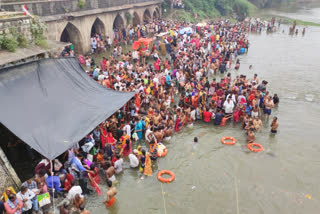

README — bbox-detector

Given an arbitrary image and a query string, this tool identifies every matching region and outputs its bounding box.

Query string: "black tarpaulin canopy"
[0,58,135,160]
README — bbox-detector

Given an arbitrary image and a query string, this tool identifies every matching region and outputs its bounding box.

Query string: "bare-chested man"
[153,111,162,126]
[247,128,256,143]
[154,127,164,143]
[253,116,263,131]
[79,204,90,214]
[104,180,117,208]
[251,104,260,118]
[59,202,69,214]
[264,96,274,120]
[104,162,116,183]
[270,116,279,134]
[72,194,85,213]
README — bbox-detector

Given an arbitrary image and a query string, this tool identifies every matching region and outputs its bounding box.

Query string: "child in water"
[193,137,198,144]
[192,137,198,152]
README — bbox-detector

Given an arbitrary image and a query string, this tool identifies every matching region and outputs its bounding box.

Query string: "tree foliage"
[163,0,256,20]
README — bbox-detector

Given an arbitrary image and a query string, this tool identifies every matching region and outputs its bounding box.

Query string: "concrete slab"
[0,40,70,66]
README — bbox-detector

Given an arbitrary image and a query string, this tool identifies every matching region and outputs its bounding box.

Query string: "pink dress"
[122,142,132,157]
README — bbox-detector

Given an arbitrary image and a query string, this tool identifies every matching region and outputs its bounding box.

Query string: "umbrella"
[179,27,193,35]
[196,23,206,27]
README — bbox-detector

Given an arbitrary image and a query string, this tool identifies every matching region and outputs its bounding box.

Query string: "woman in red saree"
[64,173,75,192]
[100,124,108,149]
[106,132,116,147]
[154,59,160,72]
[88,164,102,195]
[175,116,182,132]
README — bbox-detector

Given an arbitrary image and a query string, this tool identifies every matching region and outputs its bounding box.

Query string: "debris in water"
[192,186,196,190]
[305,194,312,199]
[198,132,206,137]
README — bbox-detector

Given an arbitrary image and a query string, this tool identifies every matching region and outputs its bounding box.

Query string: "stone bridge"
[2,0,162,53]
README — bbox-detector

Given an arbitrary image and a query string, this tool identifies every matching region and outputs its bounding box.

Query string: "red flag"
[22,5,33,18]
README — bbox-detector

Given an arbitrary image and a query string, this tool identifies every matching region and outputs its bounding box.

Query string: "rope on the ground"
[233,163,240,214]
[157,158,167,214]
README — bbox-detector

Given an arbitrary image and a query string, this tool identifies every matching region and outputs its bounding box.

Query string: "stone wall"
[0,14,32,42]
[0,147,21,194]
[2,0,160,17]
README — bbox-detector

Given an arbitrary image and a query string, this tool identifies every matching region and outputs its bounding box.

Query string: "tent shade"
[0,58,135,160]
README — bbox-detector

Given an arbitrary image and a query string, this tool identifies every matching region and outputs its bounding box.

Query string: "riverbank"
[255,13,320,27]
[162,6,320,27]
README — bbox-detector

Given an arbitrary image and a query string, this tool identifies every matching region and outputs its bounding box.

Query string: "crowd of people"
[1,17,280,214]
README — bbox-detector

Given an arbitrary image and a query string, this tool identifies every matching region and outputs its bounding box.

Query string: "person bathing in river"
[264,96,274,120]
[247,128,256,143]
[253,116,263,132]
[104,180,117,208]
[270,116,279,134]
[273,94,279,106]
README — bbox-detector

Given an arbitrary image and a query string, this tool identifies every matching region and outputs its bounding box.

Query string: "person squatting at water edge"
[2,18,280,214]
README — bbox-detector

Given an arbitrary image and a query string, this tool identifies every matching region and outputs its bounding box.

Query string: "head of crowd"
[1,18,280,214]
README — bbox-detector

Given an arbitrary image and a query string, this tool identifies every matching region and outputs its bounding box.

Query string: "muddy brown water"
[85,10,320,214]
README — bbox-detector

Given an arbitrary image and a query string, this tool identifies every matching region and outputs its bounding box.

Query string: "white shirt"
[123,124,131,137]
[127,64,133,72]
[85,60,90,68]
[114,158,123,174]
[226,94,237,104]
[223,100,235,114]
[67,186,83,200]
[190,109,196,121]
[98,74,105,81]
[196,71,202,80]
[128,154,139,168]
[16,189,35,211]
[153,77,159,87]
[132,51,139,59]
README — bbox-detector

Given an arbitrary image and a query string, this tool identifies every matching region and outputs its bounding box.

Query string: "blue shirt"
[46,176,62,192]
[245,105,252,115]
[91,41,97,49]
[166,74,171,85]
[214,113,223,125]
[93,69,99,78]
[69,157,86,172]
[135,121,143,139]
[22,180,37,190]
[93,129,100,140]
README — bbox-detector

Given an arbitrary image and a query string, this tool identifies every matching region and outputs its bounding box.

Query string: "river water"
[87,9,320,214]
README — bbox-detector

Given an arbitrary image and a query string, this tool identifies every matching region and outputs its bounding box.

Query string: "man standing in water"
[104,180,117,208]
[270,117,279,133]
[264,96,274,120]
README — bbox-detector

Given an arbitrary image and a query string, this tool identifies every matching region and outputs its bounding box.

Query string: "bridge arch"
[143,9,151,24]
[60,22,84,53]
[91,18,105,38]
[153,8,160,20]
[113,14,124,30]
[132,12,140,26]
[156,7,160,18]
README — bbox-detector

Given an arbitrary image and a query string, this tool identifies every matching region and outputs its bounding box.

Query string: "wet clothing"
[214,113,223,125]
[106,197,115,207]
